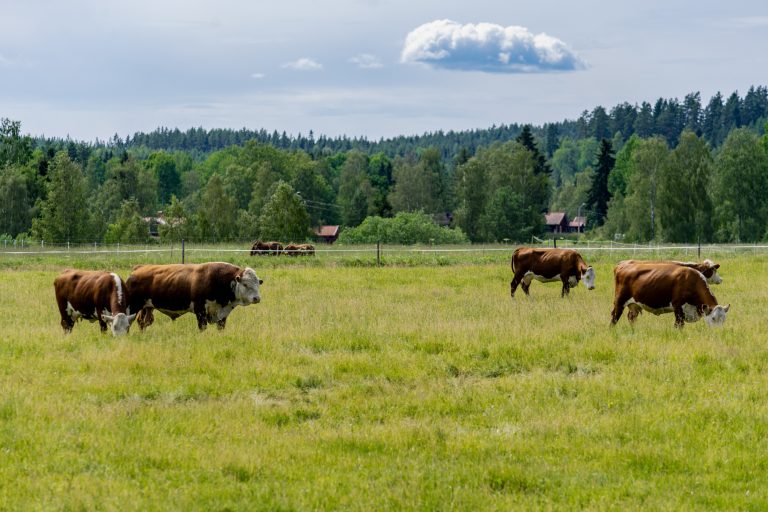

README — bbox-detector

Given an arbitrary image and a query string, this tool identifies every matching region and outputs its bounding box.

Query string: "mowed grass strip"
[0,258,767,510]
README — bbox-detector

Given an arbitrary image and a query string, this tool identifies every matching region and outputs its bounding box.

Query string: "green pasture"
[0,252,766,510]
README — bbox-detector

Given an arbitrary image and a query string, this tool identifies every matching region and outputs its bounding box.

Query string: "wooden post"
[182,238,186,264]
[376,240,381,267]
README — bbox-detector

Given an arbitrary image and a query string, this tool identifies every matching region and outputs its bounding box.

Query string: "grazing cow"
[610,261,730,328]
[54,270,136,336]
[250,240,283,256]
[622,259,722,285]
[282,243,298,256]
[510,247,595,298]
[296,243,315,256]
[126,262,263,331]
[283,243,314,256]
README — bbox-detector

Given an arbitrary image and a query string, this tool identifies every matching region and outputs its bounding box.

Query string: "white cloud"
[251,72,266,79]
[400,19,585,73]
[349,53,383,69]
[282,58,323,71]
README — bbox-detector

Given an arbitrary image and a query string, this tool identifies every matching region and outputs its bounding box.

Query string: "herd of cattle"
[250,240,315,256]
[511,247,729,328]
[54,262,263,336]
[52,247,730,337]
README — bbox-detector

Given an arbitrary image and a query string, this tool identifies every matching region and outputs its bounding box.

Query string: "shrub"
[338,211,469,245]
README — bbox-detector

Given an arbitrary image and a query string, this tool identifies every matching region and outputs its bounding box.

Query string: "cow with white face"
[127,262,263,331]
[54,270,137,336]
[511,247,596,298]
[611,261,730,328]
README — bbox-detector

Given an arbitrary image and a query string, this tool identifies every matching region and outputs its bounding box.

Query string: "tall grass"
[0,256,766,509]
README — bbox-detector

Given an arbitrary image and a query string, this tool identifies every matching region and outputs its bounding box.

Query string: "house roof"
[569,216,586,227]
[314,225,340,237]
[545,212,567,225]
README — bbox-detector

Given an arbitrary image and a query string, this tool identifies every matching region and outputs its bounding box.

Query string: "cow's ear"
[714,264,720,270]
[258,279,263,285]
[723,304,730,312]
[235,273,242,282]
[702,304,711,315]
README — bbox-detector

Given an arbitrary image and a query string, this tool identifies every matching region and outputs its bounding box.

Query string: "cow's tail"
[511,247,522,272]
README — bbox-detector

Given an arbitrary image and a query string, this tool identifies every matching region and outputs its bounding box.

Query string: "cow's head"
[702,303,730,327]
[102,311,137,336]
[703,260,722,285]
[233,267,263,305]
[582,266,596,290]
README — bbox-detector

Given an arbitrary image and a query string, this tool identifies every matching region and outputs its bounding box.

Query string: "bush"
[338,211,469,245]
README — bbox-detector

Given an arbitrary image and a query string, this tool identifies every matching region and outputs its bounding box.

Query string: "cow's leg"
[57,299,74,333]
[510,273,522,297]
[673,305,685,328]
[98,316,108,333]
[137,307,155,331]
[611,293,630,325]
[216,316,228,330]
[60,315,74,333]
[560,274,571,298]
[195,307,208,331]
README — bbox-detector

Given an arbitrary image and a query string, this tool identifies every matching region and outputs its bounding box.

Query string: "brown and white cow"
[250,240,283,256]
[54,270,136,336]
[283,243,315,256]
[610,261,730,328]
[622,259,722,285]
[510,247,595,298]
[126,262,263,331]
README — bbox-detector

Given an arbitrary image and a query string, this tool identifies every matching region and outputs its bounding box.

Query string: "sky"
[1,0,767,142]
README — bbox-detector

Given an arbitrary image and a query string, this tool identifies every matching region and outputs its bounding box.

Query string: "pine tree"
[585,139,615,226]
[516,125,551,175]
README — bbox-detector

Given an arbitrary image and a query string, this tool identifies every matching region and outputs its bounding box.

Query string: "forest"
[1,86,767,245]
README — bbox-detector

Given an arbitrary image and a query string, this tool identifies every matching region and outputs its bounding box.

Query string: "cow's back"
[127,263,239,311]
[615,263,714,309]
[513,248,580,276]
[55,269,123,314]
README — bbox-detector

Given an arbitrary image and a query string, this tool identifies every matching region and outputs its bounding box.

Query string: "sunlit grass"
[0,256,766,509]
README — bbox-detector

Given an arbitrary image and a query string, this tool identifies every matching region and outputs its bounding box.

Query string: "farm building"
[314,225,340,244]
[545,212,587,233]
[545,212,569,233]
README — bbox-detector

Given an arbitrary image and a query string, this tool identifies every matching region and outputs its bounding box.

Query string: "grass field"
[1,252,767,510]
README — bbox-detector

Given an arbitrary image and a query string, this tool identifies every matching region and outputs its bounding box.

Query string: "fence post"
[376,240,380,267]
[697,237,701,259]
[182,238,186,264]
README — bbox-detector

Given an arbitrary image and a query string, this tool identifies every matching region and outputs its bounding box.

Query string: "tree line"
[1,85,767,245]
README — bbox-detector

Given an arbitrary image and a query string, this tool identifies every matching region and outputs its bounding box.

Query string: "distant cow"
[610,261,730,328]
[54,270,136,336]
[283,243,315,256]
[510,247,595,298]
[127,262,263,331]
[622,259,722,285]
[250,240,283,256]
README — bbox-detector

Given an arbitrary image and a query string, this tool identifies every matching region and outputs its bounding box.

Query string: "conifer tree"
[585,139,615,226]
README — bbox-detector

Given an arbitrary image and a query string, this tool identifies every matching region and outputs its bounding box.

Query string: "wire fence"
[2,238,768,267]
